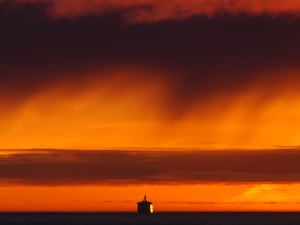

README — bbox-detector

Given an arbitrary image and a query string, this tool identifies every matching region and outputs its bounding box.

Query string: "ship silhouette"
[137,195,153,214]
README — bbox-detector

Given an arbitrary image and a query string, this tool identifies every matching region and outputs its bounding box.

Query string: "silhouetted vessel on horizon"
[137,195,153,214]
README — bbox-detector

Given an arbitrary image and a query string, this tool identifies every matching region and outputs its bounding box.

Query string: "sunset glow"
[1,184,300,212]
[1,68,300,150]
[1,0,300,212]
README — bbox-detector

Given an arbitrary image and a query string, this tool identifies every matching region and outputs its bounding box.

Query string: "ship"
[137,195,154,214]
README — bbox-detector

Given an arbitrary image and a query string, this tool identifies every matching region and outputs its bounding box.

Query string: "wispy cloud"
[1,149,300,185]
[2,0,300,22]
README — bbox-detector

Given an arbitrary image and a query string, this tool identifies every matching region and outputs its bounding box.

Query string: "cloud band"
[1,150,300,185]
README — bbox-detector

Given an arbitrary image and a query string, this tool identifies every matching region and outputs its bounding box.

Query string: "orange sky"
[2,68,300,211]
[2,1,300,212]
[2,67,300,212]
[1,67,300,150]
[1,183,300,212]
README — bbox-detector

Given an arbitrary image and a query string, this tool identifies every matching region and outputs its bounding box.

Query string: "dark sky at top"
[1,1,300,114]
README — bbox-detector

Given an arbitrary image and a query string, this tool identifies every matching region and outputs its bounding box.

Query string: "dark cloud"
[1,149,300,185]
[1,2,300,115]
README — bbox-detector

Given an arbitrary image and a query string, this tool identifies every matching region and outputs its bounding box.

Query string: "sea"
[0,213,300,225]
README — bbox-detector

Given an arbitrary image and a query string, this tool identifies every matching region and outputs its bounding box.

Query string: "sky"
[1,0,300,212]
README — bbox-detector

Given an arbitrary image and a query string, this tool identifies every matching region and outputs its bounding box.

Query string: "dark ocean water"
[1,213,300,225]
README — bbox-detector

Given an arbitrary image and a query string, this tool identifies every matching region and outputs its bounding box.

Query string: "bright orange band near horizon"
[1,184,300,212]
